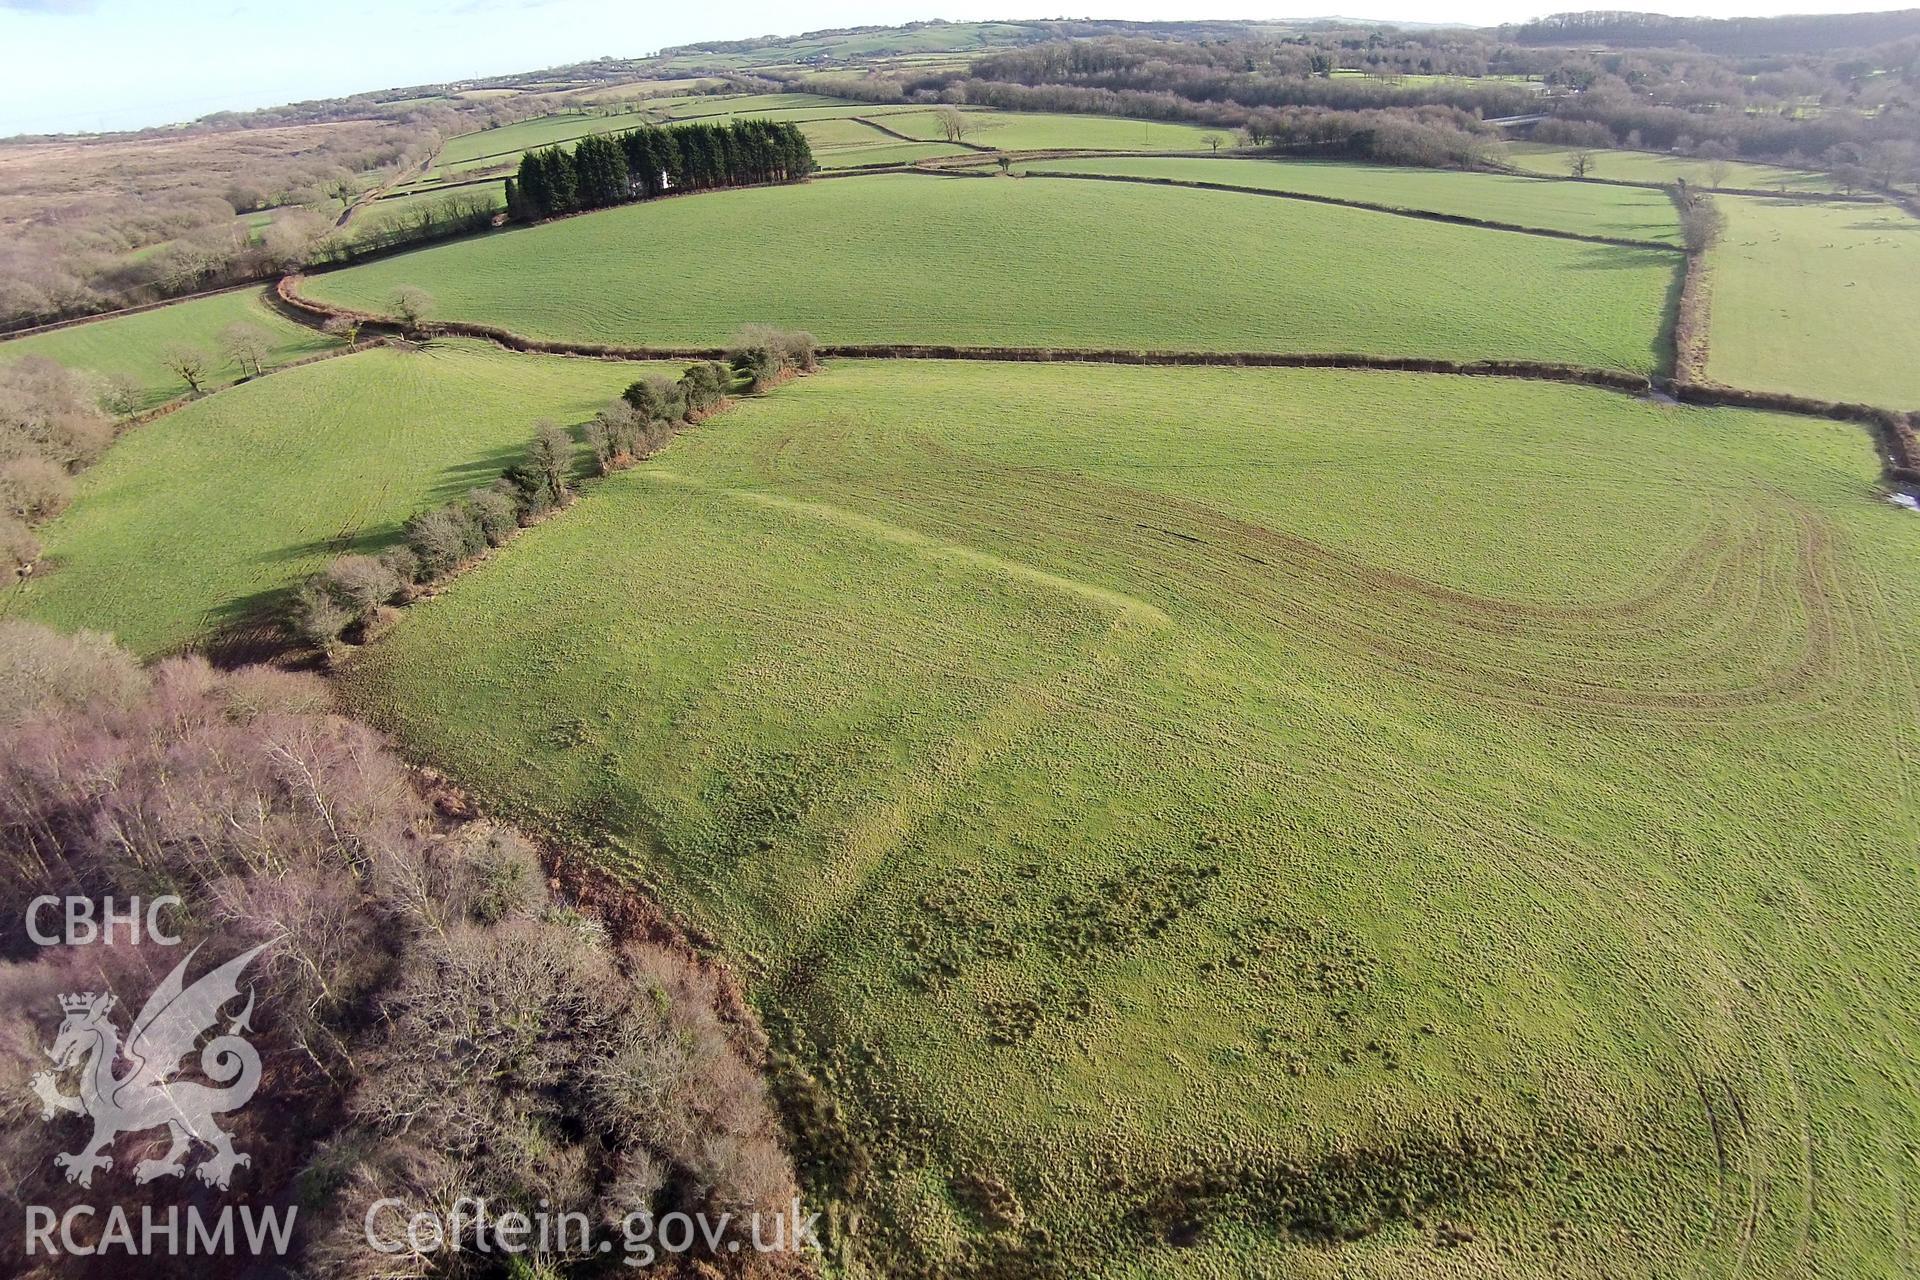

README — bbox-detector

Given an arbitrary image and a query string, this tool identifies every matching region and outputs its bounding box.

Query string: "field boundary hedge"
[0,280,271,343]
[275,274,1920,488]
[1485,159,1885,203]
[121,337,394,427]
[1016,168,1682,251]
[854,114,995,152]
[1669,381,1919,483]
[278,273,1661,384]
[1670,192,1715,384]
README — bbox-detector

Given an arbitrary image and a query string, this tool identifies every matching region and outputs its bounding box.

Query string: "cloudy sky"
[1,0,1910,135]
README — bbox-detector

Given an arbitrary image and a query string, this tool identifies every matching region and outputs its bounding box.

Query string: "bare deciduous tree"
[936,105,976,144]
[160,343,214,394]
[524,420,574,509]
[388,286,434,329]
[1699,139,1736,190]
[324,174,361,212]
[97,371,144,418]
[220,321,273,378]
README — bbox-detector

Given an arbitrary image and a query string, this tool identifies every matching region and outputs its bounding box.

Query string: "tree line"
[506,119,814,222]
[1514,10,1920,56]
[785,27,1917,181]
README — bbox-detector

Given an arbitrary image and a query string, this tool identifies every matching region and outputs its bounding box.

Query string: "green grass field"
[654,92,857,121]
[338,358,1920,1278]
[410,96,1237,188]
[1503,142,1844,193]
[561,76,719,107]
[1012,155,1684,243]
[796,116,908,149]
[4,340,661,657]
[882,107,1224,151]
[1707,196,1920,408]
[434,111,648,169]
[814,140,973,169]
[14,88,1915,1280]
[412,96,904,186]
[1,288,340,411]
[421,109,664,185]
[797,117,974,169]
[301,174,1678,371]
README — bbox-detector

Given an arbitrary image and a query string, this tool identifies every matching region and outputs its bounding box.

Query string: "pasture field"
[1,287,339,410]
[1707,195,1920,408]
[1010,155,1684,242]
[813,140,973,169]
[426,109,656,181]
[795,115,973,168]
[340,359,1920,1279]
[5,340,659,657]
[882,107,1224,151]
[435,111,643,166]
[795,116,908,149]
[302,174,1678,371]
[411,95,895,185]
[653,92,857,120]
[560,76,720,106]
[1502,141,1843,192]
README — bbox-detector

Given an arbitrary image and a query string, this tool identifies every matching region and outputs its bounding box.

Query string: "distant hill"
[656,17,1464,67]
[1514,9,1920,54]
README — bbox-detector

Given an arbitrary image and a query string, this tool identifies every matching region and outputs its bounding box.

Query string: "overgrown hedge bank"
[1669,189,1718,384]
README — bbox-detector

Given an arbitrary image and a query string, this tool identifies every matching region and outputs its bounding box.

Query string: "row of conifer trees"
[505,119,814,221]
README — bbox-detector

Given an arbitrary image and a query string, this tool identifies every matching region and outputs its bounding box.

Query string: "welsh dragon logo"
[30,942,270,1191]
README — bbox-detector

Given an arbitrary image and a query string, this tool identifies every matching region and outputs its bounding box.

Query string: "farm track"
[338,146,440,229]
